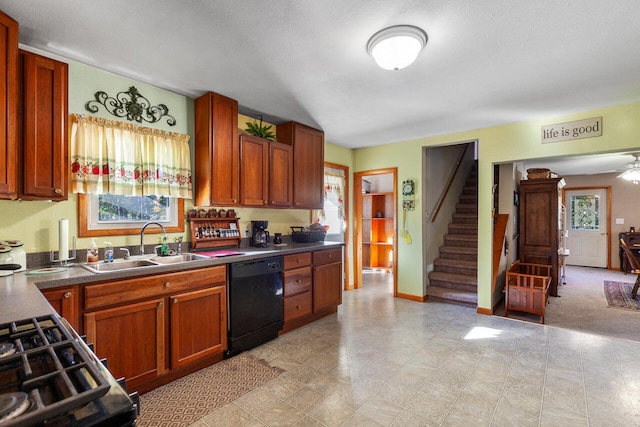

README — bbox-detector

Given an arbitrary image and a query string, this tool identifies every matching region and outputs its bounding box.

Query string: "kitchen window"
[78,194,184,237]
[71,114,190,236]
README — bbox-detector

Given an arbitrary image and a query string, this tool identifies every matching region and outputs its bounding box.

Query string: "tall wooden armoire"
[518,178,563,297]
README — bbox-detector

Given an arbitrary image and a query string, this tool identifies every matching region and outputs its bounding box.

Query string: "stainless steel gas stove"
[0,315,138,426]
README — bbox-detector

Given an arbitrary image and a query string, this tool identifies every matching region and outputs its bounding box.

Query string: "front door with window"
[565,188,608,268]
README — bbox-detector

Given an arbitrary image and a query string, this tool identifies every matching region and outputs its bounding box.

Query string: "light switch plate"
[616,218,625,224]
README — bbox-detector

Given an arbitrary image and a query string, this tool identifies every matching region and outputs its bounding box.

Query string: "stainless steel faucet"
[140,222,167,256]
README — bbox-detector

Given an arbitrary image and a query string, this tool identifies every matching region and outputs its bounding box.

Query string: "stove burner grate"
[0,315,111,427]
[0,392,30,423]
[0,344,15,360]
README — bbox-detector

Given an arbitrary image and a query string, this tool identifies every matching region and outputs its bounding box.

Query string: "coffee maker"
[250,220,270,247]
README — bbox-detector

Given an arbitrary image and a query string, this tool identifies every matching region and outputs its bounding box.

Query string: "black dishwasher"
[226,255,283,357]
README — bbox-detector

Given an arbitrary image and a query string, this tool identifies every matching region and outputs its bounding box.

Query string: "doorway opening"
[315,162,350,290]
[354,168,397,295]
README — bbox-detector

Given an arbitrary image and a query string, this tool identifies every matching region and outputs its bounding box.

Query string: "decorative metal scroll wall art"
[85,86,176,126]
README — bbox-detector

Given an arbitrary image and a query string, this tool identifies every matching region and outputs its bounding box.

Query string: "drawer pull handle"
[54,188,63,195]
[296,279,301,283]
[328,254,333,258]
[158,301,163,308]
[297,258,301,263]
[173,298,178,304]
[164,282,170,288]
[296,305,301,309]
[63,292,72,299]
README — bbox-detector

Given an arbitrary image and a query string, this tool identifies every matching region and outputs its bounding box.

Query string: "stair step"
[429,270,477,286]
[452,213,478,224]
[456,203,477,214]
[462,187,477,195]
[426,286,477,308]
[439,245,477,261]
[443,234,477,248]
[434,258,477,275]
[448,223,478,234]
[459,194,478,203]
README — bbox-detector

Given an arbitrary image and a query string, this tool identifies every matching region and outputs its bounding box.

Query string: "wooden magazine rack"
[505,262,551,323]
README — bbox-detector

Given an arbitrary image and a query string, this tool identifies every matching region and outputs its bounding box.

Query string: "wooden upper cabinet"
[276,121,324,209]
[19,50,68,201]
[269,141,293,207]
[239,134,293,208]
[194,92,239,206]
[240,134,269,206]
[0,11,18,199]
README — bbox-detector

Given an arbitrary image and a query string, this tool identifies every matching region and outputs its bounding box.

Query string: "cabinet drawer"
[85,265,226,310]
[284,292,312,323]
[284,252,311,270]
[283,266,311,297]
[313,248,342,266]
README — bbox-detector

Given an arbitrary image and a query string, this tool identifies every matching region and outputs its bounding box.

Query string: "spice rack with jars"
[189,217,241,250]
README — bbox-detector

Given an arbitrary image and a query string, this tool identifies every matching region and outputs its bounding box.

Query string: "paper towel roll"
[59,219,69,260]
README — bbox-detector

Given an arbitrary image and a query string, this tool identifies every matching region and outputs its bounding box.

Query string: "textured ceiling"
[2,0,640,158]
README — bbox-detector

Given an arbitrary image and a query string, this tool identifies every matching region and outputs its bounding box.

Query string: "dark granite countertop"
[0,241,344,324]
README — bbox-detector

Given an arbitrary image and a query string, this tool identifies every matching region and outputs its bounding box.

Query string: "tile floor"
[191,271,640,426]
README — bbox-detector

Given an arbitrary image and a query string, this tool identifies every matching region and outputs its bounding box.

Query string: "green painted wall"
[0,54,313,255]
[0,57,194,253]
[352,102,640,310]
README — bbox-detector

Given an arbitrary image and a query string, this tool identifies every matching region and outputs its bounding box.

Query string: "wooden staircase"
[427,166,478,307]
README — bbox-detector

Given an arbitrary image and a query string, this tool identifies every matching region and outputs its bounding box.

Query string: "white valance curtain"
[70,114,192,198]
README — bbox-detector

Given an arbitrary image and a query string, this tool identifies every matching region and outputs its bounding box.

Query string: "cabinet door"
[40,286,79,331]
[0,12,18,199]
[239,134,268,206]
[169,286,227,369]
[20,51,68,201]
[313,262,342,312]
[269,141,293,207]
[85,298,166,389]
[277,122,324,209]
[194,92,239,206]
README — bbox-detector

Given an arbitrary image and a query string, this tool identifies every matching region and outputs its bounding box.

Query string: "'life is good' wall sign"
[541,117,602,143]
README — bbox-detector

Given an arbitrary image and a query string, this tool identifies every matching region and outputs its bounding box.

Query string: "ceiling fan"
[617,153,640,184]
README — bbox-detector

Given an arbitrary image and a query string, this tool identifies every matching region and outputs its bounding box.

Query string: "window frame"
[78,193,185,237]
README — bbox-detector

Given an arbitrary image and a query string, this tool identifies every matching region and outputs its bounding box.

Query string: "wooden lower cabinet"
[84,298,166,388]
[313,262,342,312]
[281,247,343,333]
[40,285,79,330]
[170,286,226,369]
[83,265,227,393]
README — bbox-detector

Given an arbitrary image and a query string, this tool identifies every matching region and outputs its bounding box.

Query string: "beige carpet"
[137,353,283,426]
[497,265,640,342]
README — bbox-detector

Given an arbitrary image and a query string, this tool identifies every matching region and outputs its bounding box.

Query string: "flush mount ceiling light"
[367,25,428,71]
[617,154,640,184]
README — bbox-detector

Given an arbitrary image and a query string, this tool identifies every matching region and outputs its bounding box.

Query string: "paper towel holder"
[50,236,77,267]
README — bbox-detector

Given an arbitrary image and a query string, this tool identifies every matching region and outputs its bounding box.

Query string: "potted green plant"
[244,117,277,141]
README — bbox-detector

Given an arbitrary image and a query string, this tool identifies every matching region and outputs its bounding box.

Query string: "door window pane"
[570,195,599,230]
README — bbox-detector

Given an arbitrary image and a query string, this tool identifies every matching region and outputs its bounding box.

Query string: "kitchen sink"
[81,253,211,274]
[81,259,159,274]
[150,253,210,264]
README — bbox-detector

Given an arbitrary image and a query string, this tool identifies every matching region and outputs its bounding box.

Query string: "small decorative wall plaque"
[85,86,176,126]
[541,117,601,143]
